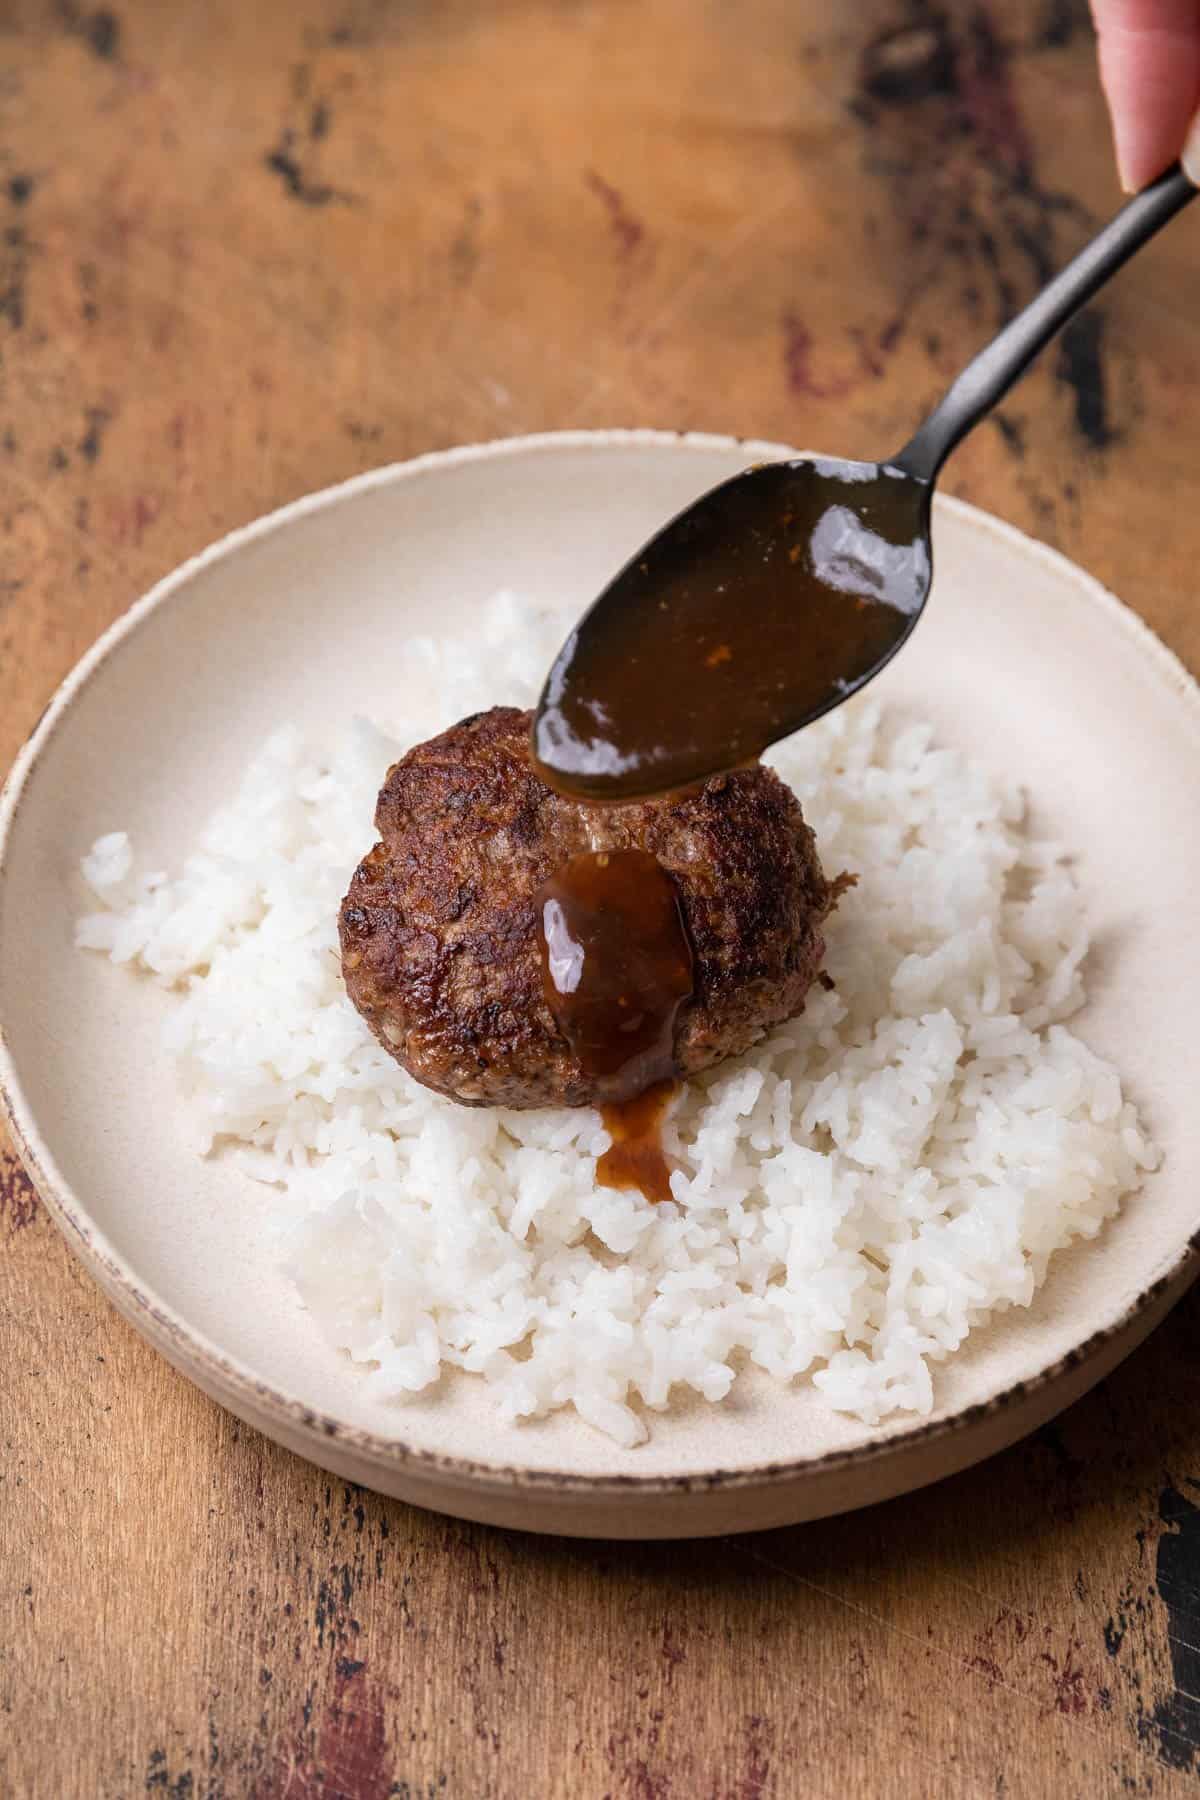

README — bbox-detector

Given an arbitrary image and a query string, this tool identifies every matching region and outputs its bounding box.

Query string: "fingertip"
[1183,112,1200,188]
[1094,20,1200,192]
[1112,123,1184,195]
[1113,128,1145,195]
[1100,86,1149,192]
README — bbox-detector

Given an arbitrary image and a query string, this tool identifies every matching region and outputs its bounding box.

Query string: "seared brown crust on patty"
[339,706,835,1109]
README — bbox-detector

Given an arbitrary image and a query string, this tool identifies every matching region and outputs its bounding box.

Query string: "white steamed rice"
[75,591,1158,1446]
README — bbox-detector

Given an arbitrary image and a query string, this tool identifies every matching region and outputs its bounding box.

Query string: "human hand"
[1091,0,1200,190]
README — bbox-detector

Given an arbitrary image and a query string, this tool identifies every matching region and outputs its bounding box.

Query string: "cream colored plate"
[2,431,1198,1538]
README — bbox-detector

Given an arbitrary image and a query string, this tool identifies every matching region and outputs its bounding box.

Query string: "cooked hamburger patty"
[339,706,836,1108]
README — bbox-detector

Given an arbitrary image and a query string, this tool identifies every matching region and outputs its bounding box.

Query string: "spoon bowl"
[534,456,932,799]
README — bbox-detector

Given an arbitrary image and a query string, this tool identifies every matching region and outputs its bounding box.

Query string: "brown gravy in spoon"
[532,457,930,802]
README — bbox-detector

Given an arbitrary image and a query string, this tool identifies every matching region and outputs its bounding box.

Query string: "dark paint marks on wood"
[1104,1606,1128,1658]
[1038,1631,1093,1717]
[1,186,32,330]
[78,259,100,324]
[584,169,646,260]
[739,1713,774,1799]
[990,410,1026,457]
[80,404,111,463]
[323,2,427,51]
[1,1147,40,1232]
[1057,309,1113,449]
[1140,1485,1200,1769]
[852,0,1112,455]
[259,1661,402,1800]
[1006,213,1057,291]
[780,312,902,403]
[958,4,1033,178]
[848,322,884,379]
[100,492,159,547]
[860,17,957,107]
[132,494,159,542]
[1034,0,1089,52]
[307,1691,386,1788]
[449,195,482,286]
[1033,1418,1086,1480]
[142,1745,193,1796]
[84,9,120,60]
[264,139,352,208]
[58,3,122,62]
[660,1618,686,1687]
[781,311,850,400]
[264,81,355,209]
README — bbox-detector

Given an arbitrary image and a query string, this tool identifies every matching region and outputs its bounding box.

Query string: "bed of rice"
[75,591,1158,1446]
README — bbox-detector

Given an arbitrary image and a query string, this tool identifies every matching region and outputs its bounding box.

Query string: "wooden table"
[3,2,1200,1793]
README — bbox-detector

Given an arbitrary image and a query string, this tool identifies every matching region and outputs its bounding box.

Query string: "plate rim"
[3,425,1199,1499]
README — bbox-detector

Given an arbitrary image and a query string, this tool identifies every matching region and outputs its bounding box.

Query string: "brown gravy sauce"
[596,1079,679,1207]
[535,848,693,1203]
[532,457,930,802]
[532,459,927,1197]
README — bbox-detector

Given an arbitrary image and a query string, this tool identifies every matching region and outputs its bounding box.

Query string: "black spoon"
[533,162,1196,803]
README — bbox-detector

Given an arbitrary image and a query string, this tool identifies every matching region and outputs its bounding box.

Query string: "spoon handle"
[894,162,1197,484]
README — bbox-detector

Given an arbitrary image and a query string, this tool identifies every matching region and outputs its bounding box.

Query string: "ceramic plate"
[2,431,1198,1539]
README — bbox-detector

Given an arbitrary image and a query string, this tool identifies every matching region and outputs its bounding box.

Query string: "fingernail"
[1112,126,1140,195]
[1183,112,1200,188]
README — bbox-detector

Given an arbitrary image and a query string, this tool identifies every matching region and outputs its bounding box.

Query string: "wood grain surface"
[3,1,1200,1794]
